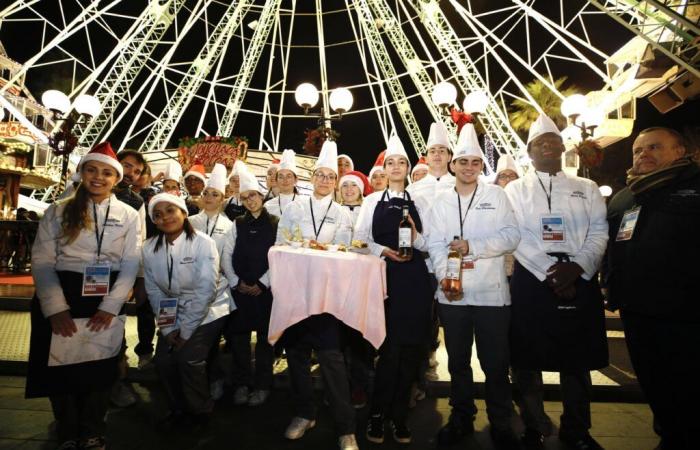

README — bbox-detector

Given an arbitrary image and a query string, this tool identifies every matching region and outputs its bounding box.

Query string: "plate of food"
[348,239,371,254]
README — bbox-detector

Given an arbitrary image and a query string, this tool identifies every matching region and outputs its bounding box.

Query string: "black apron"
[227,210,276,334]
[372,190,433,346]
[509,260,608,372]
[223,197,247,222]
[26,270,122,398]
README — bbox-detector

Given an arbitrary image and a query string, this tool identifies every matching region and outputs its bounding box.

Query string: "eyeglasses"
[240,193,260,202]
[497,173,518,181]
[314,173,337,181]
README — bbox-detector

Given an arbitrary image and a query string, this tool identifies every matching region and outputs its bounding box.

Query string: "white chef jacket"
[188,211,233,256]
[504,170,608,282]
[32,195,142,317]
[264,192,305,219]
[428,181,520,306]
[221,216,271,290]
[342,204,362,230]
[276,193,353,245]
[353,189,430,257]
[406,172,456,200]
[143,230,232,340]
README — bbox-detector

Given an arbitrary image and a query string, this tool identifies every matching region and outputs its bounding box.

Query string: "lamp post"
[41,90,100,193]
[561,94,605,179]
[295,83,353,140]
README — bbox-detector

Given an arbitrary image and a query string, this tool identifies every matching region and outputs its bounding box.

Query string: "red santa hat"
[340,170,373,197]
[411,156,429,175]
[368,150,386,179]
[183,160,207,184]
[268,158,281,170]
[77,142,123,182]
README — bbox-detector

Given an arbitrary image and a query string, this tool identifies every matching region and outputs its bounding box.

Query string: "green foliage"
[508,77,579,132]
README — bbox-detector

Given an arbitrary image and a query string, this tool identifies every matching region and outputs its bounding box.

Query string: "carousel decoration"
[177,135,249,172]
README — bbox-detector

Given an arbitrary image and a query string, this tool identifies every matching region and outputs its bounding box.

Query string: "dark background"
[1,0,697,188]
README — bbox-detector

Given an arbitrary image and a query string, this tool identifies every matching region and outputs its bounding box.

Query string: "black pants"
[344,329,374,393]
[134,300,155,356]
[50,389,110,442]
[231,331,274,390]
[154,317,226,414]
[622,311,699,450]
[370,341,426,424]
[439,303,513,430]
[514,369,591,438]
[284,314,355,436]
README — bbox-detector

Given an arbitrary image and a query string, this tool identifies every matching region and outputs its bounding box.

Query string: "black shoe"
[491,428,522,450]
[521,428,544,450]
[437,416,474,446]
[390,420,412,444]
[559,433,604,450]
[366,414,384,444]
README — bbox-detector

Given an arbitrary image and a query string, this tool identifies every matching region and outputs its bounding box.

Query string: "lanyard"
[536,173,553,213]
[380,189,408,204]
[92,199,111,261]
[279,193,296,212]
[166,244,174,293]
[457,184,478,240]
[310,197,333,240]
[206,214,219,237]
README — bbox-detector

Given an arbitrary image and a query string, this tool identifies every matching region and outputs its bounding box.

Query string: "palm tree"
[508,76,579,132]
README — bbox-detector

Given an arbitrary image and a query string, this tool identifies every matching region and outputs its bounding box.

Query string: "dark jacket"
[605,163,700,320]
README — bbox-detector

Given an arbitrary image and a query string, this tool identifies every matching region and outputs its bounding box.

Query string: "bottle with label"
[398,206,413,259]
[444,235,462,298]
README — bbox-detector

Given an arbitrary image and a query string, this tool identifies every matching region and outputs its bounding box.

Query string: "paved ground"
[0,375,658,450]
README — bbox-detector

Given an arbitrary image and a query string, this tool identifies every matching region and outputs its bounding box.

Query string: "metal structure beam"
[76,0,187,147]
[217,0,282,138]
[139,0,250,152]
[351,0,426,155]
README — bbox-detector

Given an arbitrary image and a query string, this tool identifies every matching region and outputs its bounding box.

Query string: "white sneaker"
[210,379,225,401]
[137,354,153,370]
[233,386,249,406]
[338,433,359,450]
[284,417,316,440]
[247,389,270,406]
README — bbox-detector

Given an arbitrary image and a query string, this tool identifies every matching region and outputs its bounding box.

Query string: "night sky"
[1,0,697,185]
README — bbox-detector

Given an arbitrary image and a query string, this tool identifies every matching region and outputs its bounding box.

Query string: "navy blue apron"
[223,197,247,222]
[372,190,433,346]
[26,270,122,398]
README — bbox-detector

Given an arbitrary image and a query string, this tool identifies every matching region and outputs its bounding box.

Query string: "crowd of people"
[25,113,699,450]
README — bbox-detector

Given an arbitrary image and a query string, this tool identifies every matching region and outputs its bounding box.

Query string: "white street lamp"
[463,90,489,115]
[431,81,457,108]
[578,106,605,128]
[561,94,587,119]
[294,83,319,111]
[599,185,612,197]
[41,90,71,115]
[73,94,101,118]
[329,87,353,115]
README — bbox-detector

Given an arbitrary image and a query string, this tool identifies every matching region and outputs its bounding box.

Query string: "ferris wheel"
[1,0,697,194]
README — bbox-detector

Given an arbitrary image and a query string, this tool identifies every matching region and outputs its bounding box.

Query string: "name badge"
[540,215,566,242]
[82,263,111,296]
[461,256,475,271]
[157,298,178,327]
[616,207,640,241]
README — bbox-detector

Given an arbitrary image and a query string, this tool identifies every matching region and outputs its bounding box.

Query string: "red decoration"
[450,107,474,134]
[575,139,604,169]
[177,136,248,172]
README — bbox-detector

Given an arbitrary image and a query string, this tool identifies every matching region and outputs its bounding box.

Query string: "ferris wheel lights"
[42,90,71,115]
[561,94,587,120]
[295,83,320,111]
[463,90,489,115]
[330,88,353,115]
[431,81,457,108]
[74,94,101,118]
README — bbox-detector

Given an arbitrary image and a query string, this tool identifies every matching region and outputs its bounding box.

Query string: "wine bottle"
[444,235,462,299]
[398,206,413,258]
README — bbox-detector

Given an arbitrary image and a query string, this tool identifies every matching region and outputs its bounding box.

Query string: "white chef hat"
[426,122,450,150]
[238,168,263,194]
[315,140,339,174]
[206,163,227,194]
[228,159,246,180]
[278,149,297,175]
[527,113,561,145]
[337,154,354,171]
[496,154,520,176]
[452,123,486,163]
[384,132,410,165]
[148,192,188,221]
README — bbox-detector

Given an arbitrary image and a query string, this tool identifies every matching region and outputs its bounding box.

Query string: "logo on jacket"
[570,190,587,199]
[476,202,495,210]
[180,257,194,264]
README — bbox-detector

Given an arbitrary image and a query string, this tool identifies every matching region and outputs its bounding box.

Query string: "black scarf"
[626,157,694,195]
